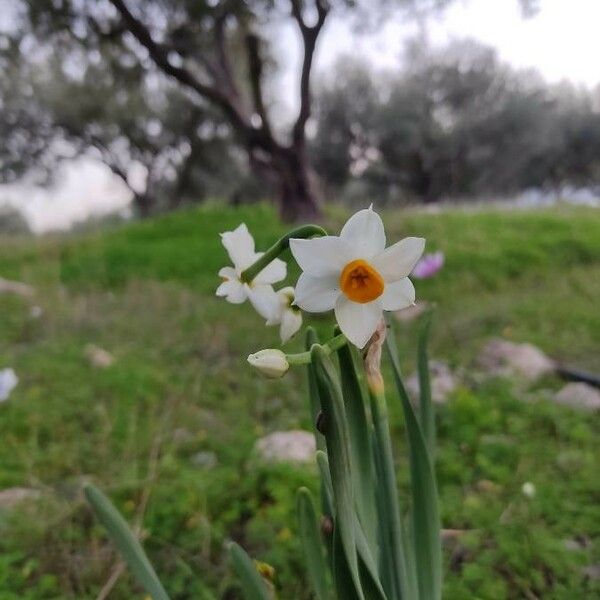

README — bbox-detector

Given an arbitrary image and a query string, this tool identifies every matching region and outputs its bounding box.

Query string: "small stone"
[254,430,316,464]
[563,536,590,552]
[554,383,600,411]
[394,301,428,322]
[581,565,600,581]
[190,451,218,469]
[475,479,502,494]
[478,339,554,381]
[406,360,458,404]
[0,278,34,297]
[0,487,40,509]
[85,344,114,369]
[0,368,18,402]
[30,306,43,319]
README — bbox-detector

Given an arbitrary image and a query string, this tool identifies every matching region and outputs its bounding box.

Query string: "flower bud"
[247,349,289,378]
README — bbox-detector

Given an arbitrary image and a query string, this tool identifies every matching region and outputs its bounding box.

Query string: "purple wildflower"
[412,251,445,279]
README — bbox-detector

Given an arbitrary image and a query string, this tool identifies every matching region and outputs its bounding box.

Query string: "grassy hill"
[0,203,599,598]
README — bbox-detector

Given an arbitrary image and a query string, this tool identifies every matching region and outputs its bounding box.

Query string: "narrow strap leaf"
[316,450,335,572]
[84,484,170,600]
[306,327,326,452]
[417,310,435,456]
[312,345,365,600]
[385,316,442,600]
[337,342,378,559]
[229,542,270,600]
[369,388,414,600]
[354,516,388,600]
[371,437,400,600]
[316,450,335,518]
[332,526,363,600]
[297,488,331,600]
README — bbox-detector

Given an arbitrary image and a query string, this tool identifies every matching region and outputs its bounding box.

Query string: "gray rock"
[254,430,316,464]
[479,339,554,381]
[85,344,114,368]
[0,487,40,509]
[191,451,218,469]
[406,360,458,404]
[582,565,600,581]
[554,383,600,411]
[0,278,34,297]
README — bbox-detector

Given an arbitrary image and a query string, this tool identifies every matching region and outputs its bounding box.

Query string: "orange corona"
[339,259,385,304]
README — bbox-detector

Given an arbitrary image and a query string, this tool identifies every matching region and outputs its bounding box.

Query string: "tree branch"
[245,32,274,143]
[107,0,252,141]
[213,11,243,104]
[290,0,329,146]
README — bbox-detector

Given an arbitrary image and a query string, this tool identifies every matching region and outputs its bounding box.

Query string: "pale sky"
[2,0,600,232]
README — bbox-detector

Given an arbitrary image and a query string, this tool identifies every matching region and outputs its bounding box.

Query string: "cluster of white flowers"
[216,223,302,343]
[217,207,425,370]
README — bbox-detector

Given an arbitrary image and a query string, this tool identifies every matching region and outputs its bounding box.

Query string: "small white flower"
[216,224,286,314]
[266,287,303,344]
[522,482,536,498]
[0,368,18,402]
[247,349,289,378]
[290,206,425,348]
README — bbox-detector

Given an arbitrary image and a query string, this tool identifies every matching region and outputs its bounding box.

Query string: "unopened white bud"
[247,349,289,378]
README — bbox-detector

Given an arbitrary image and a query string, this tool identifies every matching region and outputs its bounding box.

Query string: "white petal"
[216,279,247,304]
[372,237,425,282]
[280,308,303,343]
[334,296,382,349]
[218,266,237,279]
[220,223,256,270]
[381,278,415,311]
[340,207,386,259]
[294,272,340,312]
[290,236,351,277]
[247,285,280,320]
[253,256,287,285]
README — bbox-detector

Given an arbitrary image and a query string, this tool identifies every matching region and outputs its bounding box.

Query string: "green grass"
[0,202,599,599]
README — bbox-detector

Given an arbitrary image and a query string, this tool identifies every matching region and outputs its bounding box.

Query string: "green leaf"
[316,450,335,519]
[229,542,270,600]
[306,327,326,452]
[311,345,364,600]
[330,527,362,600]
[297,488,330,600]
[369,388,415,600]
[84,484,170,600]
[337,342,378,558]
[354,516,388,600]
[417,310,435,456]
[385,316,442,600]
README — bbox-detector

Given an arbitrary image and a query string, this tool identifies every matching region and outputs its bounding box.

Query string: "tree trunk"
[275,146,320,223]
[133,191,154,218]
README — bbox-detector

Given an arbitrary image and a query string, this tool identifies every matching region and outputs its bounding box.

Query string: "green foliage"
[84,485,171,600]
[0,203,598,598]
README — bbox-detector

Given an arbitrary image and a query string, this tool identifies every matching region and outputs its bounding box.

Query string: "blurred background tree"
[311,38,600,205]
[2,0,599,220]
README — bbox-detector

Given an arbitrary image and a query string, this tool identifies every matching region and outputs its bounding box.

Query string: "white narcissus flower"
[267,287,303,344]
[216,224,286,314]
[247,349,289,378]
[290,207,425,348]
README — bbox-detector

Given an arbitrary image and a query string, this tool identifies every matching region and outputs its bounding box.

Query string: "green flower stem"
[240,224,327,283]
[286,334,347,365]
[369,387,414,600]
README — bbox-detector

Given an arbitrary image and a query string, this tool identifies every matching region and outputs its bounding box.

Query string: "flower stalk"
[240,224,327,284]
